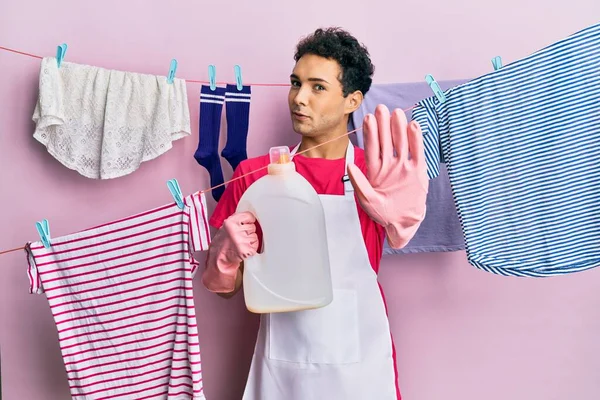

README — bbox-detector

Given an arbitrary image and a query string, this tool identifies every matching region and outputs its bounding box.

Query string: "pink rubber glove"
[202,211,259,293]
[347,104,429,249]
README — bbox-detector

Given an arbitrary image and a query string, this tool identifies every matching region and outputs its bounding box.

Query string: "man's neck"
[297,128,350,160]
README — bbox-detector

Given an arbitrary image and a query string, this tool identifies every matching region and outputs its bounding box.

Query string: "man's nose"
[293,86,309,106]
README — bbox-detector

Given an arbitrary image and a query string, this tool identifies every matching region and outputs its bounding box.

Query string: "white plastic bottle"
[235,146,333,314]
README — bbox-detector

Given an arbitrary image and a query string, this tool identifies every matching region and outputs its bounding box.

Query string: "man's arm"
[217,262,244,299]
[203,161,259,295]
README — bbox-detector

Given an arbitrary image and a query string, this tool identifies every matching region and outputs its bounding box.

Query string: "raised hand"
[347,104,429,249]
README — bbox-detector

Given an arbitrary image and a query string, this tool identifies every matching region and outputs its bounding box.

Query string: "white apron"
[242,143,399,400]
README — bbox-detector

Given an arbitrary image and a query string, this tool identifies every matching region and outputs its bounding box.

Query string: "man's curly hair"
[294,27,375,97]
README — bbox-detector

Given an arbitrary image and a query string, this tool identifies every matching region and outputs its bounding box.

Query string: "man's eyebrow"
[290,74,330,84]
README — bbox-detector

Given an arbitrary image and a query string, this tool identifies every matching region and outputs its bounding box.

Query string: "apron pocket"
[268,288,361,365]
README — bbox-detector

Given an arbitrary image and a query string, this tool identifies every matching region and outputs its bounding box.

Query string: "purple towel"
[349,80,468,255]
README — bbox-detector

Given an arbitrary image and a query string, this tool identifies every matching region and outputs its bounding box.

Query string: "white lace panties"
[32,57,191,179]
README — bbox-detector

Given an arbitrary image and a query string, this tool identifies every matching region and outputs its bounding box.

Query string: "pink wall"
[1,1,600,399]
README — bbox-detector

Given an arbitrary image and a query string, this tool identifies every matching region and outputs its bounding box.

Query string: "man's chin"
[292,125,310,136]
[292,124,319,137]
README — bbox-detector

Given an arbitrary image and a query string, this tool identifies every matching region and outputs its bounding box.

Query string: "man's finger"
[347,163,379,205]
[407,120,425,167]
[391,108,409,163]
[363,113,380,167]
[241,234,260,258]
[239,222,257,235]
[232,211,257,225]
[375,105,393,167]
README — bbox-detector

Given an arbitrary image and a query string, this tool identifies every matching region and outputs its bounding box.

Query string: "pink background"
[1,1,600,399]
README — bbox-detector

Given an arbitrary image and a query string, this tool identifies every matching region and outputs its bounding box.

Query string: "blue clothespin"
[234,65,243,91]
[208,65,217,91]
[35,219,51,249]
[167,59,178,84]
[56,43,68,68]
[491,56,503,71]
[167,179,185,209]
[425,74,446,103]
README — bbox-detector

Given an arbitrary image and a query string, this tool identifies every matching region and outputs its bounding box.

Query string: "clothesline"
[0,43,416,256]
[0,45,291,87]
[0,125,379,257]
[0,125,372,256]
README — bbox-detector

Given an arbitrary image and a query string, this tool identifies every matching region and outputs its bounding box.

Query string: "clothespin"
[425,74,446,103]
[208,65,217,91]
[167,59,178,84]
[491,56,503,71]
[56,43,68,68]
[167,179,185,209]
[234,65,243,91]
[35,219,51,249]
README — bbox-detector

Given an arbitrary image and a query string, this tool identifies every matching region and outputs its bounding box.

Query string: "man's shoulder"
[236,153,271,172]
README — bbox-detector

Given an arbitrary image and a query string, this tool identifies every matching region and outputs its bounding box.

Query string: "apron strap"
[290,142,355,195]
[342,144,354,195]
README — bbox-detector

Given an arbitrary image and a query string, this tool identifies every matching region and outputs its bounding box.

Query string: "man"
[202,27,429,400]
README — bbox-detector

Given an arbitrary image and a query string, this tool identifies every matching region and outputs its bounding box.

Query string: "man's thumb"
[347,163,377,202]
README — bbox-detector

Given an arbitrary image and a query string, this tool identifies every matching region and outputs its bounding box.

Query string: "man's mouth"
[293,112,309,120]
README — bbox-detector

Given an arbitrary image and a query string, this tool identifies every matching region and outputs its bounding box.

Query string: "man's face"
[288,54,352,138]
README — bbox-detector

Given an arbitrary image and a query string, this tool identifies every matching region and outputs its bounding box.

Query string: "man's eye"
[291,81,300,87]
[315,85,325,91]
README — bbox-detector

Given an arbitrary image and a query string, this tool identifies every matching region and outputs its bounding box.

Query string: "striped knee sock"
[194,85,226,202]
[222,84,251,171]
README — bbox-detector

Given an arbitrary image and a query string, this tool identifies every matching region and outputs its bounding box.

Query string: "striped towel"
[26,192,210,399]
[411,22,600,277]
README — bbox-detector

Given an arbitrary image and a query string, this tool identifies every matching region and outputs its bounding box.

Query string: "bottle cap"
[269,146,291,165]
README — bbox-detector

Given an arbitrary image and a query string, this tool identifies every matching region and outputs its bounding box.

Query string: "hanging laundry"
[25,192,210,399]
[222,84,252,171]
[32,57,192,179]
[350,81,467,255]
[411,22,600,277]
[195,85,227,202]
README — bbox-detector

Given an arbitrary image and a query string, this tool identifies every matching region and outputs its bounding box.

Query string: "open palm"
[347,104,429,249]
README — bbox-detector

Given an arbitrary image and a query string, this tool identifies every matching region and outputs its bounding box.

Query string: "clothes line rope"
[0,45,291,87]
[0,246,29,256]
[0,125,369,256]
[195,124,373,196]
[0,43,416,255]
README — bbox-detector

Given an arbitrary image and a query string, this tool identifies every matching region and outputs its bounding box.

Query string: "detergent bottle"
[235,146,333,314]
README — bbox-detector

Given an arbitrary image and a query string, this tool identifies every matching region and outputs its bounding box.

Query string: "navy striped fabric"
[411,23,600,277]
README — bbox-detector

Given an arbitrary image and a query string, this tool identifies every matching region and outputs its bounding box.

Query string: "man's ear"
[345,90,364,115]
